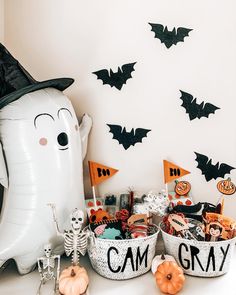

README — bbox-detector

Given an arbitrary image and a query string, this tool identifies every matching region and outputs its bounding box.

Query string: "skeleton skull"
[44,243,52,258]
[70,209,84,232]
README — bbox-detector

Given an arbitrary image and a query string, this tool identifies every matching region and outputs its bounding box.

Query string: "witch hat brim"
[0,78,74,109]
[0,43,74,109]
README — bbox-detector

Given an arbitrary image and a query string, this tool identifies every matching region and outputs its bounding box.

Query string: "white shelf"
[0,248,236,295]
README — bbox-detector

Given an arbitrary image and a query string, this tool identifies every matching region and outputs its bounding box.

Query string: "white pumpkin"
[151,253,176,274]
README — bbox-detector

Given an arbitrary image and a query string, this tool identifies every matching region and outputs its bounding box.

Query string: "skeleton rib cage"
[64,231,88,264]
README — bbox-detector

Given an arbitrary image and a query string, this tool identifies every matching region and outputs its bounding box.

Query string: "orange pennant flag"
[88,161,118,186]
[163,160,190,184]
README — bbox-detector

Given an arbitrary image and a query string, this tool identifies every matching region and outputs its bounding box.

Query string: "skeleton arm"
[37,257,43,276]
[54,255,60,281]
[47,203,64,237]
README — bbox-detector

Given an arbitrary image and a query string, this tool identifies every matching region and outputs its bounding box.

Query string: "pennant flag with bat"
[88,161,118,209]
[164,160,190,184]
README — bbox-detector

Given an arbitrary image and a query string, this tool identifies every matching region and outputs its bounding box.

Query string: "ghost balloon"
[0,44,92,274]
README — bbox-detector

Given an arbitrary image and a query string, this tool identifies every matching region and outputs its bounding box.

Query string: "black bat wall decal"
[180,90,220,121]
[93,62,136,90]
[107,124,151,150]
[194,152,235,182]
[149,23,192,48]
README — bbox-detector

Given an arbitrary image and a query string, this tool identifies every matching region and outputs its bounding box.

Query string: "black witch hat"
[0,43,74,109]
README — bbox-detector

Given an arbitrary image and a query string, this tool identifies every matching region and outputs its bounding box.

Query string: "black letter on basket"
[107,247,121,273]
[121,247,135,272]
[219,244,230,271]
[178,243,190,270]
[206,246,215,272]
[136,245,149,271]
[190,245,204,271]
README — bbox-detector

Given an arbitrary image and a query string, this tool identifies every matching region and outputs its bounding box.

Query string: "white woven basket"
[161,223,236,277]
[87,225,159,280]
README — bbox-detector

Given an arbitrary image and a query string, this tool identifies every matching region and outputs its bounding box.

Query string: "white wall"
[4,0,236,217]
[0,0,4,42]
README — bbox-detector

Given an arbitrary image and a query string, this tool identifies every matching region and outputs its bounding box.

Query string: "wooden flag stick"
[92,186,98,210]
[165,183,169,199]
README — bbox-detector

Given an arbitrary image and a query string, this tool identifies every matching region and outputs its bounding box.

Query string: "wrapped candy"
[133,191,170,217]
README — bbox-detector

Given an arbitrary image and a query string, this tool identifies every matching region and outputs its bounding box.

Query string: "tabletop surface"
[0,248,236,295]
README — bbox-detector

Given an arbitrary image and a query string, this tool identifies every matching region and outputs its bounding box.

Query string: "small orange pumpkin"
[217,178,236,195]
[175,181,191,196]
[155,261,185,295]
[59,265,89,295]
[151,253,176,274]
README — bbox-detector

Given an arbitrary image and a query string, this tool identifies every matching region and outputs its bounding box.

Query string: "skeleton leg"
[54,256,60,294]
[36,279,45,295]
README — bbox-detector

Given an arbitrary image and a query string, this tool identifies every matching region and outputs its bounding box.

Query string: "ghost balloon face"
[0,87,92,274]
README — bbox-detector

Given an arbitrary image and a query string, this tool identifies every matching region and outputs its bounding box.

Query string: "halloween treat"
[175,181,191,196]
[59,265,89,295]
[162,213,188,236]
[127,214,148,226]
[217,178,236,195]
[86,198,103,218]
[105,206,116,217]
[90,219,124,239]
[143,191,170,216]
[186,218,205,241]
[116,209,130,231]
[89,208,112,223]
[129,224,148,239]
[168,193,193,207]
[204,212,236,241]
[168,191,193,207]
[104,195,117,205]
[155,261,185,295]
[120,193,131,211]
[170,202,222,222]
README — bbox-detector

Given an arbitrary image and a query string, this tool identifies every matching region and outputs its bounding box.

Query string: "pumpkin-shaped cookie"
[59,265,89,295]
[155,261,185,295]
[217,178,236,195]
[175,181,191,196]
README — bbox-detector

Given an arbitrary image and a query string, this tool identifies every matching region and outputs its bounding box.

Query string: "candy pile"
[86,191,162,240]
[162,202,236,242]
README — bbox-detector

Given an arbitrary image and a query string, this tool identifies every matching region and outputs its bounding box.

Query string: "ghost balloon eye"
[57,132,68,147]
[34,113,55,128]
[57,108,72,119]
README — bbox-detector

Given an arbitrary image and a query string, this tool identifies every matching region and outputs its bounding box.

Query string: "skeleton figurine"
[48,204,88,265]
[37,243,60,295]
